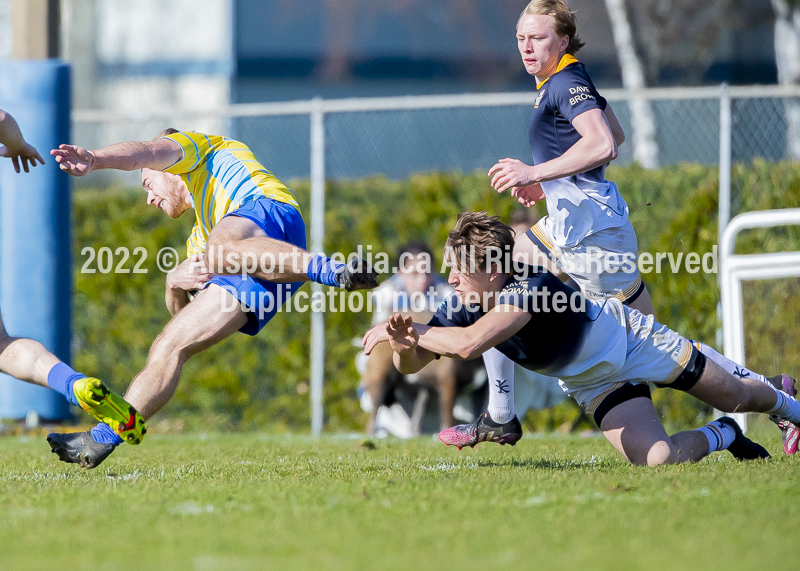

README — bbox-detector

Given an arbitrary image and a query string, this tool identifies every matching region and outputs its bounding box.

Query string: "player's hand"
[489,158,537,194]
[511,182,546,207]
[166,254,212,292]
[50,144,96,176]
[0,142,45,173]
[362,322,391,355]
[386,313,419,353]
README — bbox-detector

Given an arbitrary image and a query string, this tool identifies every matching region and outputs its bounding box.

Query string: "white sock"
[696,419,737,454]
[483,347,515,423]
[692,341,770,385]
[765,389,800,424]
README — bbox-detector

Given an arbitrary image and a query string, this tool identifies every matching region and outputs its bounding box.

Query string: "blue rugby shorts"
[204,197,307,335]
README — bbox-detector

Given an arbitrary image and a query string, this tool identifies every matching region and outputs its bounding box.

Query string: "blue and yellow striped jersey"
[163,131,300,256]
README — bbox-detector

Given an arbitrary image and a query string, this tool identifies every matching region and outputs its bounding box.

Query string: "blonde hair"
[519,0,585,55]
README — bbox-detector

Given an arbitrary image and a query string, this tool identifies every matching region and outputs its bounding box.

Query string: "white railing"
[720,208,800,431]
[72,84,800,436]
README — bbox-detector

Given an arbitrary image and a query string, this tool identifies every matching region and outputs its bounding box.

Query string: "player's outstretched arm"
[0,109,46,174]
[362,315,436,373]
[50,138,182,176]
[413,305,531,361]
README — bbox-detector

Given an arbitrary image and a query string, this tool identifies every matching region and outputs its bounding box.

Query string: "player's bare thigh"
[512,231,565,280]
[208,214,267,246]
[155,283,250,352]
[207,215,309,279]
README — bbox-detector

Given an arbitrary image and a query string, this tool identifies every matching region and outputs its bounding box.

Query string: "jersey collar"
[536,53,579,90]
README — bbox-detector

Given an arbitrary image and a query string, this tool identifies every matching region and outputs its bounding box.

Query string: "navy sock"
[46,362,83,406]
[91,422,124,446]
[306,254,346,288]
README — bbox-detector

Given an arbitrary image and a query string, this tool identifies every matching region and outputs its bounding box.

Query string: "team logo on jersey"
[534,89,546,109]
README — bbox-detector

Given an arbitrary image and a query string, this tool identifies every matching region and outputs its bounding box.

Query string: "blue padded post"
[0,60,72,420]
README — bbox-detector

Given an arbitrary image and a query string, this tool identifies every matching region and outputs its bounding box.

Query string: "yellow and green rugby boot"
[72,377,147,445]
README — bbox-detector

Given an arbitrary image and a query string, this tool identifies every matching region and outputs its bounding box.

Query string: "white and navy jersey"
[529,54,629,248]
[427,266,598,375]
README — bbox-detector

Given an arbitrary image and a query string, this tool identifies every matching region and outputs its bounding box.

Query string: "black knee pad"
[622,279,646,306]
[658,347,707,392]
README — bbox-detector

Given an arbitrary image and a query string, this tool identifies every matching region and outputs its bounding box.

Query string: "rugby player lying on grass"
[46,129,378,468]
[362,212,800,465]
[0,108,145,444]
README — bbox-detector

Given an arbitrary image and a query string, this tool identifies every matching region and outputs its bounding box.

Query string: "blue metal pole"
[0,60,71,421]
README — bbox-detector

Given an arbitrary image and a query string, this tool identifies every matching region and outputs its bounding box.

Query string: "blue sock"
[306,254,346,288]
[697,420,736,454]
[46,362,84,406]
[91,422,124,446]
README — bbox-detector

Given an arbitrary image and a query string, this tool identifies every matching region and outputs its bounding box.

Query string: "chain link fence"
[74,84,799,185]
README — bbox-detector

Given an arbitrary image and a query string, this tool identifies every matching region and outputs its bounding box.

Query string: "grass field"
[0,421,796,571]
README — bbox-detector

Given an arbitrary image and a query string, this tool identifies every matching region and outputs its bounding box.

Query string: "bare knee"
[628,440,678,466]
[0,337,59,384]
[647,440,679,466]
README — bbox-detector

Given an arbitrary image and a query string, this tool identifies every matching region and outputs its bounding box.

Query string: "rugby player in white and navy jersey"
[362,213,800,465]
[457,0,797,454]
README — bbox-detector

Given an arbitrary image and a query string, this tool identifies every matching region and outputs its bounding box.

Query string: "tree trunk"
[772,0,800,159]
[604,0,659,168]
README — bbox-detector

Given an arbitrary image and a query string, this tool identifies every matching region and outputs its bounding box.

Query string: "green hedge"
[72,160,800,433]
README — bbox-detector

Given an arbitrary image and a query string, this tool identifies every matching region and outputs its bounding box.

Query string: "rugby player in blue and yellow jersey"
[449,0,797,453]
[45,129,378,467]
[363,213,800,465]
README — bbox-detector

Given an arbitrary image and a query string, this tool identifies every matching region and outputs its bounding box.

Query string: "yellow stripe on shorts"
[663,340,694,387]
[530,218,559,258]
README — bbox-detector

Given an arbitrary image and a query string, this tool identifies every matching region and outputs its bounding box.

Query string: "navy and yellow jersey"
[529,54,629,248]
[427,266,596,374]
[163,131,300,256]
